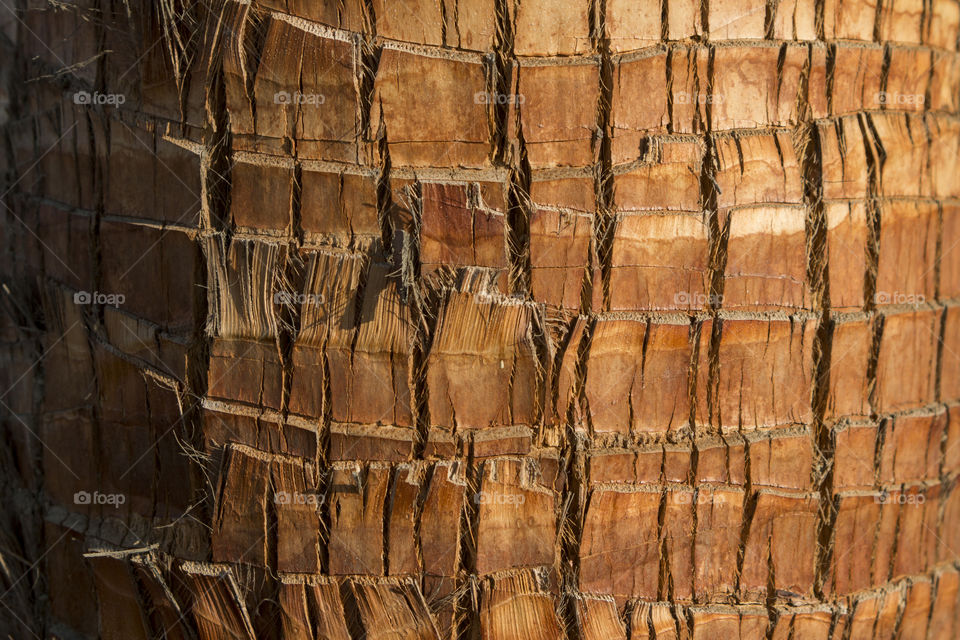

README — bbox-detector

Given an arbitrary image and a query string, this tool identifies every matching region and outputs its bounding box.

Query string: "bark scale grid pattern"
[1,0,960,638]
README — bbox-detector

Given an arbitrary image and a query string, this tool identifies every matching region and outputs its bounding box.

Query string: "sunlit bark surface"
[2,0,960,637]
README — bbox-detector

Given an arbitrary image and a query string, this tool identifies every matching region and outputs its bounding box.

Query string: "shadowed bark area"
[2,0,960,638]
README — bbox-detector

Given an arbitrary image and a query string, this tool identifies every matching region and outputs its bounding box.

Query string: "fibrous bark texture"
[1,0,960,638]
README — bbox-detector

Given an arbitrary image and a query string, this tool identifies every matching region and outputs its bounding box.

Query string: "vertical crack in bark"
[575,317,598,437]
[241,7,268,133]
[825,43,836,116]
[492,0,514,165]
[493,0,531,297]
[889,582,908,639]
[621,599,635,638]
[814,0,826,39]
[656,489,670,601]
[266,465,280,573]
[764,542,778,638]
[811,312,837,600]
[798,53,838,597]
[358,33,391,258]
[375,117,394,258]
[455,450,481,640]
[764,0,777,39]
[734,446,758,599]
[593,0,615,312]
[317,464,332,573]
[558,441,586,640]
[879,44,893,107]
[861,113,885,423]
[408,183,435,461]
[872,0,884,43]
[936,305,947,406]
[277,195,304,453]
[702,46,725,437]
[382,468,394,577]
[358,37,380,145]
[558,427,586,640]
[339,580,367,640]
[506,163,532,297]
[665,46,675,135]
[204,70,234,235]
[554,312,594,640]
[413,463,432,589]
[688,319,704,433]
[530,305,550,442]
[884,487,903,585]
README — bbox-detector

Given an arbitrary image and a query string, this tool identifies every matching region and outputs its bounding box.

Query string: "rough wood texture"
[1,0,960,637]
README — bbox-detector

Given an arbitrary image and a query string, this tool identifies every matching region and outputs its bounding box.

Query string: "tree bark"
[1,0,960,638]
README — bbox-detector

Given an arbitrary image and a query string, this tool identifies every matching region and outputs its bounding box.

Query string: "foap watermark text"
[74,490,126,508]
[275,91,325,105]
[74,291,125,307]
[74,90,126,106]
[274,491,324,506]
[274,291,325,306]
[474,491,526,506]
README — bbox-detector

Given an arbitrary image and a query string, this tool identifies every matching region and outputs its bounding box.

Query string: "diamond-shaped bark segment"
[583,318,692,435]
[614,140,703,213]
[371,49,490,168]
[475,459,556,574]
[697,318,815,431]
[326,263,414,428]
[875,309,940,414]
[480,571,564,639]
[512,0,592,56]
[826,202,868,312]
[874,200,938,306]
[721,206,808,310]
[427,292,540,431]
[580,488,661,599]
[714,132,803,209]
[328,466,390,576]
[608,213,709,312]
[739,490,818,601]
[420,182,507,270]
[514,61,600,169]
[529,208,591,310]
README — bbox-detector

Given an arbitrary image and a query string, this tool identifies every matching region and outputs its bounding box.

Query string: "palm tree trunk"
[2,0,960,638]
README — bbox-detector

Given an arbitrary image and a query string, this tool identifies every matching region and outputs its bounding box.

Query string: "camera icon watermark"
[274,91,325,105]
[73,291,125,307]
[474,92,525,105]
[73,90,126,106]
[274,491,324,506]
[74,490,127,508]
